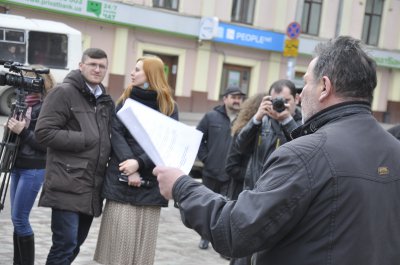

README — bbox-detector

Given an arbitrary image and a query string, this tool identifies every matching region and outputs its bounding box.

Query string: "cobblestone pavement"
[0,115,229,265]
[0,191,230,265]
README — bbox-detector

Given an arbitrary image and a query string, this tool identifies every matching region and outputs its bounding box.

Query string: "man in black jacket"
[235,79,302,191]
[196,86,245,250]
[154,36,400,265]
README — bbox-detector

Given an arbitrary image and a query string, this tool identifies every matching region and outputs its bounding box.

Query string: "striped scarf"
[25,93,41,107]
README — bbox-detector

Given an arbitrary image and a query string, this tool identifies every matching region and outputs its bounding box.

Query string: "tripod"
[0,88,28,212]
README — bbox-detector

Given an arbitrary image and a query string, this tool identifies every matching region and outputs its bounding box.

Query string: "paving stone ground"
[0,115,229,265]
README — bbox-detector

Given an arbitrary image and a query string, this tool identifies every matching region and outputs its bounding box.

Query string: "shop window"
[220,64,251,98]
[362,0,384,46]
[301,0,322,36]
[231,0,256,25]
[153,0,179,11]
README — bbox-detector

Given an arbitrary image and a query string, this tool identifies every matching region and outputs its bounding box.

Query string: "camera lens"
[272,97,286,113]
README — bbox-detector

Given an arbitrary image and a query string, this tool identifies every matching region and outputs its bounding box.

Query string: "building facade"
[1,0,400,123]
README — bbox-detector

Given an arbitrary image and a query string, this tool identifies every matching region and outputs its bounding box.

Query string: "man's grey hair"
[313,36,377,103]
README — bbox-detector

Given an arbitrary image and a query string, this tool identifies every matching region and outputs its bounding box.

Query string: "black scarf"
[130,86,159,111]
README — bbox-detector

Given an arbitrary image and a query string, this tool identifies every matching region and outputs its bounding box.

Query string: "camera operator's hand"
[119,159,139,176]
[254,96,273,122]
[255,96,292,123]
[267,104,292,123]
[7,117,26,135]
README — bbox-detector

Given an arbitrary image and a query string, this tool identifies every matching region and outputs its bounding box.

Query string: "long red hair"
[116,55,175,115]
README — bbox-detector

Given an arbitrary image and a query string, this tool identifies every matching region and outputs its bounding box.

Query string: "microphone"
[118,174,155,189]
[140,179,155,188]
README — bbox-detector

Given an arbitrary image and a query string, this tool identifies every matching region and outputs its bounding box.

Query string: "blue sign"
[213,22,284,52]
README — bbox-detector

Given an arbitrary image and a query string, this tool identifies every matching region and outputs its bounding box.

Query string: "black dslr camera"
[271,96,287,113]
[0,60,48,93]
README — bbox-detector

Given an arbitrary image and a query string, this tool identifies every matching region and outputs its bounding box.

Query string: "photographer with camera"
[5,66,56,265]
[235,79,302,190]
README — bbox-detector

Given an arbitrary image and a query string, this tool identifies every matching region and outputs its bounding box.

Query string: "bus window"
[5,30,24,42]
[0,43,26,63]
[28,31,68,68]
[0,29,26,63]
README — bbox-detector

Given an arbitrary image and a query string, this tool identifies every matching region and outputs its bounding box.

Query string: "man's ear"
[319,76,332,102]
[294,93,300,105]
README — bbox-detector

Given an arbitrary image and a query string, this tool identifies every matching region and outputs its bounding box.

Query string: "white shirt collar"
[85,83,103,98]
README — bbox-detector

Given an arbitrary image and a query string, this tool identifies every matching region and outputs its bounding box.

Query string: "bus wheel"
[0,88,16,116]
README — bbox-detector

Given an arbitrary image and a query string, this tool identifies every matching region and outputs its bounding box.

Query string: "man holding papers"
[94,55,178,265]
[153,36,400,265]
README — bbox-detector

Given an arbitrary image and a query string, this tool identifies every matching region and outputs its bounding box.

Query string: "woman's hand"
[7,117,26,135]
[119,159,139,175]
[128,172,142,187]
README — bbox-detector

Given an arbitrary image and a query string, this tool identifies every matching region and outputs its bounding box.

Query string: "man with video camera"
[234,79,302,190]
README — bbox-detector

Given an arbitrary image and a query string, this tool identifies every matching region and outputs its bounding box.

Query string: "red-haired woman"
[94,55,178,265]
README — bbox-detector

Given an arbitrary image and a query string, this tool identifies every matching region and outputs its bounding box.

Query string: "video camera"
[0,60,49,93]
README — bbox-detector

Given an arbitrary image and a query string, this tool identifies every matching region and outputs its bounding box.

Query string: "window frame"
[153,0,179,11]
[231,0,256,25]
[301,0,323,36]
[362,0,384,46]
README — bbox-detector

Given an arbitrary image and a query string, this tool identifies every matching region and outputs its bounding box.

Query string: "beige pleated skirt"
[94,200,161,265]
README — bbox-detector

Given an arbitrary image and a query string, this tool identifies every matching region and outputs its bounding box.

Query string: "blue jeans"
[46,209,93,265]
[10,168,45,236]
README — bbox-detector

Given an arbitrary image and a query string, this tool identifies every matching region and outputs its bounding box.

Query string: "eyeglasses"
[84,63,107,71]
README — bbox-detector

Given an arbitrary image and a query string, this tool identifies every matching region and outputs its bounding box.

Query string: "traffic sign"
[283,39,299,57]
[286,21,301,39]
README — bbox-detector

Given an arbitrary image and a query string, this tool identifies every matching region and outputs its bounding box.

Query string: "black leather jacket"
[172,102,400,265]
[236,107,302,189]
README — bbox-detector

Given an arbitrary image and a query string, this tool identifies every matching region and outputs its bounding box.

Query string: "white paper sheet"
[117,98,203,174]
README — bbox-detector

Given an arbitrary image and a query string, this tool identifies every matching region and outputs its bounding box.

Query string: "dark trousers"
[46,209,93,265]
[202,177,230,196]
